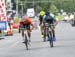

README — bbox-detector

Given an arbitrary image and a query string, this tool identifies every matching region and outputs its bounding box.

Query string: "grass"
[55,15,64,21]
[14,17,20,23]
[12,29,18,33]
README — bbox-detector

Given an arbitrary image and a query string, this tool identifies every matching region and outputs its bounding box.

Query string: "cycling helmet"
[21,15,26,21]
[45,11,50,16]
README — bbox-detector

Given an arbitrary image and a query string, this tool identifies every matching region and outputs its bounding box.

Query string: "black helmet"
[45,11,50,15]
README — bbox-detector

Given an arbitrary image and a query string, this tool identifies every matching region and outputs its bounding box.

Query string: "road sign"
[0,0,7,21]
[0,21,7,30]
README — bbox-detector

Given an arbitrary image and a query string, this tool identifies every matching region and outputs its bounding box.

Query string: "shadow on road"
[0,38,4,40]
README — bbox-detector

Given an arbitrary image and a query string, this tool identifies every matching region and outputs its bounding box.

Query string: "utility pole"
[16,0,18,17]
[33,0,34,8]
[21,1,23,16]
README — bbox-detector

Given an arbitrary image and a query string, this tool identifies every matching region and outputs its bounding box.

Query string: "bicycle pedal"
[28,42,31,46]
[29,39,31,42]
[22,41,26,43]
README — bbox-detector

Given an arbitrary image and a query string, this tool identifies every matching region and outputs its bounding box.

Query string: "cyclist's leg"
[26,24,31,42]
[52,21,56,41]
[39,15,42,25]
[21,24,25,41]
[27,30,31,42]
[22,29,24,37]
[39,16,44,36]
[19,26,21,33]
[52,28,56,41]
[40,22,44,38]
[41,24,44,34]
[40,25,43,34]
[8,23,11,30]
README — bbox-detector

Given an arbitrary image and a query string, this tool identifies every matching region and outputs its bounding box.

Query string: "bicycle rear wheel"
[43,28,46,42]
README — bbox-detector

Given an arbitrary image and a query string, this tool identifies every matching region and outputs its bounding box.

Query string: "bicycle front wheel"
[49,31,53,48]
[24,34,28,50]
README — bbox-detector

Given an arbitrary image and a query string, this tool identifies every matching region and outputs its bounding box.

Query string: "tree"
[49,4,58,15]
[36,5,42,13]
[14,0,75,14]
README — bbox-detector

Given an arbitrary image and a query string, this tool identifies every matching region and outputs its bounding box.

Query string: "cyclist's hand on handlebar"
[32,27,34,30]
[41,23,44,26]
[31,25,34,30]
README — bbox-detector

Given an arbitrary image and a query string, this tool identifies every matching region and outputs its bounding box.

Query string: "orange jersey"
[25,17,32,24]
[19,16,34,26]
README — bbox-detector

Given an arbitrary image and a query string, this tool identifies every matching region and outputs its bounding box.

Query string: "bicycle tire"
[24,34,28,50]
[43,27,46,42]
[43,36,46,42]
[49,31,53,48]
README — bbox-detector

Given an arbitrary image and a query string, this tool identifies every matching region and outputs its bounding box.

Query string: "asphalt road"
[0,21,75,57]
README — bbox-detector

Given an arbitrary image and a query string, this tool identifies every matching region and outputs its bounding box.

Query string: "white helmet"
[21,15,26,21]
[50,13,55,18]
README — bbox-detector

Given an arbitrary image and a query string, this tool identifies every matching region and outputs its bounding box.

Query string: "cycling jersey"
[20,16,33,26]
[39,11,45,16]
[39,11,45,25]
[19,16,34,30]
[43,13,56,24]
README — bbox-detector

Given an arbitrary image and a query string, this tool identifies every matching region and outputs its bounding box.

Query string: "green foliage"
[14,0,75,14]
[14,18,20,23]
[55,15,64,21]
[42,3,48,11]
[36,5,42,13]
[49,4,58,15]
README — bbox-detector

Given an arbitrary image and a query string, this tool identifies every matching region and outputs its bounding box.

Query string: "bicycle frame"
[44,23,52,36]
[20,27,29,50]
[44,23,54,47]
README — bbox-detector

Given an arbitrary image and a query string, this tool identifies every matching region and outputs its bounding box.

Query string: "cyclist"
[7,12,13,30]
[19,15,34,42]
[39,10,45,37]
[43,11,58,41]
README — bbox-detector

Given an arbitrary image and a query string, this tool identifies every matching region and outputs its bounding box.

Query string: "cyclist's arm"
[53,19,58,26]
[19,20,23,25]
[50,13,58,26]
[31,22,34,30]
[27,17,34,30]
[43,15,46,23]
